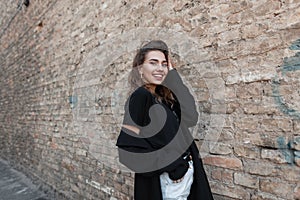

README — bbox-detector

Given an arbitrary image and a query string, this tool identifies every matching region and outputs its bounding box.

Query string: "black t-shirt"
[123,86,180,149]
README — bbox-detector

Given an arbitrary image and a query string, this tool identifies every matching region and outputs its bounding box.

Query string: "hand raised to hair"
[168,51,176,71]
[172,176,184,183]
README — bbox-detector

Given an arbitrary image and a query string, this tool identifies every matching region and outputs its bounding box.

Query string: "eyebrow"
[148,58,167,62]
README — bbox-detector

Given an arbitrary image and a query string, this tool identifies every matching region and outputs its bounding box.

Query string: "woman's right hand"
[167,157,189,181]
[172,176,184,183]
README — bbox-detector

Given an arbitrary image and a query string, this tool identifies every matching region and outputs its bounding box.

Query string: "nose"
[157,66,163,70]
[156,63,165,70]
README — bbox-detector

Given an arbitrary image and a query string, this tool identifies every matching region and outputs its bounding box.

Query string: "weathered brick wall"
[0,0,300,199]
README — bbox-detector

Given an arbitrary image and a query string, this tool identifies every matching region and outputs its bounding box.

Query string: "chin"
[151,81,163,85]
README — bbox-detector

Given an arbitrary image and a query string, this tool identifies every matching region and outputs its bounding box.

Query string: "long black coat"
[116,70,214,200]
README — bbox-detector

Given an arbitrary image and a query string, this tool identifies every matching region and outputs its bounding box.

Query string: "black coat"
[116,70,214,200]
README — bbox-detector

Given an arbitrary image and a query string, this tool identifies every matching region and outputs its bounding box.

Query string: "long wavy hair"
[128,40,175,105]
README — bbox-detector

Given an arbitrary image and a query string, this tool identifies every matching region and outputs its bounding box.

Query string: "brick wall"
[0,0,300,199]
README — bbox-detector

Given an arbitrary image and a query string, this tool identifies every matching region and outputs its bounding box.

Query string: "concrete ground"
[0,158,49,200]
[0,158,228,200]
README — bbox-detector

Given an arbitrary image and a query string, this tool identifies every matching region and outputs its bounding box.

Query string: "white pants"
[160,161,194,200]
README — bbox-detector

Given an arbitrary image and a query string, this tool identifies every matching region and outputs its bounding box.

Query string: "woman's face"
[139,50,169,85]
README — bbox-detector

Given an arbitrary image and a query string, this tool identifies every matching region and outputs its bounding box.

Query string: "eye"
[149,61,158,65]
[162,63,168,67]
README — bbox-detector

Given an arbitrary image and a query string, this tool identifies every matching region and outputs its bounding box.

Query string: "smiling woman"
[116,40,214,200]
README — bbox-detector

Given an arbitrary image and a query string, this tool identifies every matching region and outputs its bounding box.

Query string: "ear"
[138,65,143,74]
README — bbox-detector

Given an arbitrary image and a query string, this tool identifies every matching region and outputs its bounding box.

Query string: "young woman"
[116,40,214,200]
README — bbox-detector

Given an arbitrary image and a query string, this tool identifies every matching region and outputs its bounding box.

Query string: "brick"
[261,149,293,164]
[209,4,232,19]
[293,136,300,150]
[261,118,293,132]
[236,82,262,99]
[225,70,275,85]
[295,185,300,200]
[294,120,300,133]
[260,178,295,199]
[244,160,278,176]
[218,128,235,141]
[251,192,286,200]
[278,165,300,182]
[235,117,260,132]
[295,157,300,167]
[209,142,233,155]
[173,0,189,12]
[233,145,260,159]
[225,85,236,100]
[236,131,278,148]
[242,97,280,115]
[226,101,240,114]
[203,155,243,170]
[251,0,281,16]
[241,22,267,39]
[211,168,233,184]
[233,172,259,189]
[210,181,250,199]
[219,28,240,45]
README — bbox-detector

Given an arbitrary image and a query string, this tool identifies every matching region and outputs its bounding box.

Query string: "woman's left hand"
[168,52,175,71]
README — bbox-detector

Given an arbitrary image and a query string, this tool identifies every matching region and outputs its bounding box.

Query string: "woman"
[116,40,214,200]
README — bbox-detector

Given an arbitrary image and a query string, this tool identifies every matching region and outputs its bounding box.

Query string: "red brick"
[203,155,243,170]
[294,185,300,200]
[261,118,293,132]
[210,181,250,199]
[260,178,294,199]
[233,172,259,189]
[211,168,233,184]
[234,144,260,159]
[261,149,293,164]
[295,157,300,167]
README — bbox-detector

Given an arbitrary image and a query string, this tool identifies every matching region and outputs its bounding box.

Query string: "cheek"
[141,66,152,75]
[164,68,169,75]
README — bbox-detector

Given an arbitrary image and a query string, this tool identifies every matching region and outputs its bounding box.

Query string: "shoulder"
[130,86,153,100]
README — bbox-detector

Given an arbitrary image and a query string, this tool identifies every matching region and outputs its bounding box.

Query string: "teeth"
[153,75,163,78]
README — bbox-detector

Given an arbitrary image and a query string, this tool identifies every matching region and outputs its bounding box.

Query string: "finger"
[168,55,172,68]
[172,176,184,183]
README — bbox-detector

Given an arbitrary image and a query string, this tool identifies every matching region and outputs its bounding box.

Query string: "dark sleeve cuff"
[167,157,189,180]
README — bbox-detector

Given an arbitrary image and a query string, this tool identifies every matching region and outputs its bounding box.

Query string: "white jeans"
[160,161,194,200]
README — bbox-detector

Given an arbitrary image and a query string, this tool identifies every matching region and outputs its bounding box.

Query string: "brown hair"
[128,40,175,105]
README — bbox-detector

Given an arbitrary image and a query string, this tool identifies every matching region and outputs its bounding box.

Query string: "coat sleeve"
[122,87,151,127]
[116,87,152,150]
[162,69,198,127]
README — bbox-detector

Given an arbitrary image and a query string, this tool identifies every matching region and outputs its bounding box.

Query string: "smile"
[153,74,163,78]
